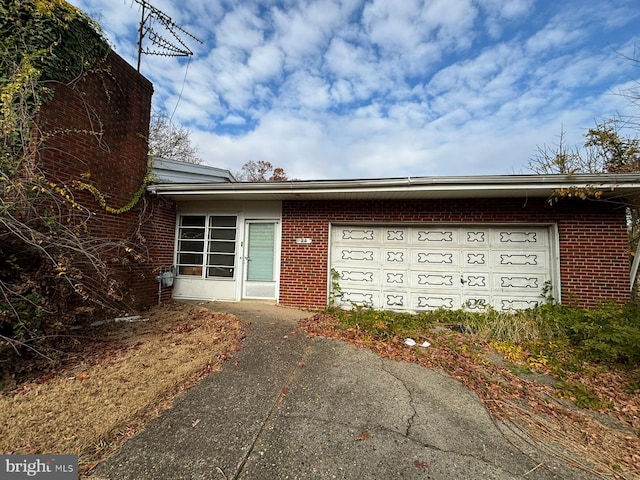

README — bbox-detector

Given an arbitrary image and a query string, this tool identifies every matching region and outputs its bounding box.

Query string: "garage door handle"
[460,277,466,285]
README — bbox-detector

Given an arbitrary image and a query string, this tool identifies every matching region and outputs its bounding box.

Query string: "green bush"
[334,305,438,339]
[549,303,640,364]
[331,302,640,366]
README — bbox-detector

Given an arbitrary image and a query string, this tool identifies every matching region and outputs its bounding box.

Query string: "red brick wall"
[280,198,630,309]
[36,51,174,310]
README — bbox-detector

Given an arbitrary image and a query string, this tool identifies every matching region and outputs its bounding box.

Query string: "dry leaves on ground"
[298,313,640,480]
[0,301,244,476]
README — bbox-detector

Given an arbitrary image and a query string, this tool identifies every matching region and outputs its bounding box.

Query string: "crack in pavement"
[269,413,519,478]
[231,344,312,480]
[373,358,526,478]
[379,357,418,437]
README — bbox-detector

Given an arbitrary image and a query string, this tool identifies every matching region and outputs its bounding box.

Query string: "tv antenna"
[133,0,203,72]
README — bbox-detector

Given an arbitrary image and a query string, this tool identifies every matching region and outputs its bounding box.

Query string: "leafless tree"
[149,109,202,164]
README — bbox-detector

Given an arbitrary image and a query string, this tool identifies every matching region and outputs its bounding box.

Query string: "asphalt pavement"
[91,301,597,480]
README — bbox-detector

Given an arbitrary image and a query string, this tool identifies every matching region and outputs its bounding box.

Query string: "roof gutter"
[147,173,640,199]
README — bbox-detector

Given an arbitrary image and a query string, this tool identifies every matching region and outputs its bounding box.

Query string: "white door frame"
[241,219,281,300]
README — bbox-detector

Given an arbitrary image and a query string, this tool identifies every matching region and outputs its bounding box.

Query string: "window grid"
[176,215,237,278]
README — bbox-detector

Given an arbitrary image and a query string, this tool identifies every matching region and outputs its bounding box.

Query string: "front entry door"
[243,221,278,299]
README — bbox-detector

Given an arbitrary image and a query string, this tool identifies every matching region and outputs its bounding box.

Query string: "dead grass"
[0,301,243,475]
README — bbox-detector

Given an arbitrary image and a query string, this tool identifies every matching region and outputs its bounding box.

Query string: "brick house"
[148,173,640,311]
[35,48,639,313]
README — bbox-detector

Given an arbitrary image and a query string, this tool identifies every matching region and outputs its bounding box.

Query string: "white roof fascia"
[147,173,640,201]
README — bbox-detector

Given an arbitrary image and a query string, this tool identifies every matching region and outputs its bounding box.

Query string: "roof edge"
[148,173,640,198]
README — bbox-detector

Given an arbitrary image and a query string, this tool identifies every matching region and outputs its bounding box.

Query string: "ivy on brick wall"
[0,0,151,375]
[1,0,110,167]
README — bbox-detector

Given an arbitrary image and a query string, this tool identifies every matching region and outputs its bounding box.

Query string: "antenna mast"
[133,0,203,72]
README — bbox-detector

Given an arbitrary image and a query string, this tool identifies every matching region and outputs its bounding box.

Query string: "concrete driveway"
[92,302,596,480]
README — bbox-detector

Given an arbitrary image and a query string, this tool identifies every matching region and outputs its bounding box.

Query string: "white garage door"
[330,225,555,311]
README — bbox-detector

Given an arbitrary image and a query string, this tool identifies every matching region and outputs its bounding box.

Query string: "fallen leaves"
[0,302,245,477]
[298,313,640,480]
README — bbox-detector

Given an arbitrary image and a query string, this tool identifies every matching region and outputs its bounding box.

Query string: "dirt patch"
[0,301,244,476]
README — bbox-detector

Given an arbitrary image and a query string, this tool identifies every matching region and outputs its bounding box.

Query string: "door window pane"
[180,228,205,240]
[207,267,234,278]
[247,223,275,282]
[179,240,204,252]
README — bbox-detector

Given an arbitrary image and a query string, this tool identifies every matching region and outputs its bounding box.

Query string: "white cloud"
[215,6,264,51]
[69,0,640,180]
[222,114,246,125]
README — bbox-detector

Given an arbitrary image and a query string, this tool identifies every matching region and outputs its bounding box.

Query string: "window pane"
[208,254,235,266]
[210,229,236,241]
[178,266,202,276]
[180,228,205,240]
[207,267,234,278]
[179,240,204,252]
[179,253,203,265]
[209,241,235,253]
[210,216,237,228]
[181,216,205,227]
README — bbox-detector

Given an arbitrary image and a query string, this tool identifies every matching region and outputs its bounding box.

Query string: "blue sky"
[68,0,640,180]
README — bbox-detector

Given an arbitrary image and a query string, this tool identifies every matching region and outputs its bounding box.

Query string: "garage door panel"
[462,272,490,290]
[338,227,378,242]
[461,296,491,310]
[383,270,408,287]
[384,228,409,243]
[383,249,408,265]
[331,224,554,311]
[490,251,549,271]
[492,228,549,247]
[463,251,489,269]
[384,291,409,309]
[410,249,460,267]
[411,294,461,310]
[337,267,380,286]
[497,298,541,311]
[342,289,378,307]
[495,273,547,292]
[335,247,380,263]
[410,271,459,289]
[414,229,459,244]
[463,230,489,245]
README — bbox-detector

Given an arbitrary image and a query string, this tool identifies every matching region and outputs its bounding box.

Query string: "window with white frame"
[176,215,237,278]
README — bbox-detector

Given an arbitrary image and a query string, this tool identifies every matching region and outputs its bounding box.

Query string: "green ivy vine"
[1,0,150,216]
[73,160,155,215]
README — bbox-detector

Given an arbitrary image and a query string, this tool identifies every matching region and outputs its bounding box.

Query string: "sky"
[67,0,640,180]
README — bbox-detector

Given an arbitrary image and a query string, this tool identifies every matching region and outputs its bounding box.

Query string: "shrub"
[331,302,640,366]
[550,303,640,364]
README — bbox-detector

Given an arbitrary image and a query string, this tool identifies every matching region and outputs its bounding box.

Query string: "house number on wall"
[296,238,312,244]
